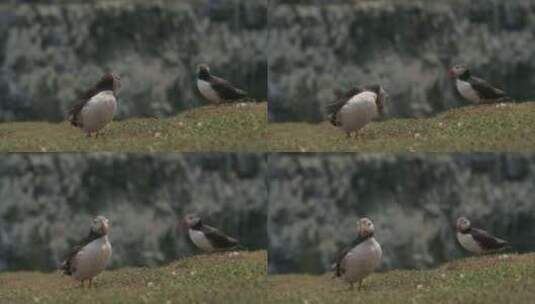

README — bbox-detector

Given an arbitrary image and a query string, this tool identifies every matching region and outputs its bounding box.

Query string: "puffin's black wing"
[67,101,87,127]
[333,236,367,277]
[60,230,102,275]
[210,76,247,101]
[468,77,508,100]
[470,228,508,251]
[67,85,101,127]
[325,87,364,126]
[334,246,351,277]
[201,225,240,250]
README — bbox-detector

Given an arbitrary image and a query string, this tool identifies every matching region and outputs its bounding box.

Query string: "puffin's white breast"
[80,90,117,133]
[189,229,214,252]
[456,232,483,254]
[197,79,222,104]
[337,91,378,133]
[72,236,112,281]
[342,237,382,284]
[456,79,481,103]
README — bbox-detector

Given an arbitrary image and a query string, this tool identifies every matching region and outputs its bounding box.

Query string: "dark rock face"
[0,153,267,271]
[267,154,535,274]
[268,0,535,122]
[0,0,267,122]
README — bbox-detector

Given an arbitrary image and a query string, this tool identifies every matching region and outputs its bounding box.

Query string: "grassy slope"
[0,251,266,304]
[268,253,535,304]
[1,252,534,304]
[0,103,267,152]
[268,102,535,152]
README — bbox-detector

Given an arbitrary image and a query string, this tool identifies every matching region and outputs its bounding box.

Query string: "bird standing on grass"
[67,73,120,137]
[326,84,387,138]
[456,217,509,255]
[181,214,241,252]
[448,64,512,104]
[60,216,112,288]
[333,217,382,290]
[196,64,248,105]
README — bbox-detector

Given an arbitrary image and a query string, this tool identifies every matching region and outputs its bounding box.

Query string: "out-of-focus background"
[268,153,535,274]
[0,0,267,122]
[269,0,535,122]
[0,153,267,272]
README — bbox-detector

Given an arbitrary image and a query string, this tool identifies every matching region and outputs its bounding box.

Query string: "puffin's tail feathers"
[499,240,513,251]
[497,96,514,103]
[66,105,83,128]
[327,113,340,126]
[325,101,345,126]
[66,113,78,127]
[236,88,248,98]
[59,260,73,276]
[235,244,248,251]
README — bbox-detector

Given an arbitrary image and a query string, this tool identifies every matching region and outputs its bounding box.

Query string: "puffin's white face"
[456,217,471,231]
[358,217,375,237]
[91,216,110,235]
[183,214,201,229]
[448,64,469,78]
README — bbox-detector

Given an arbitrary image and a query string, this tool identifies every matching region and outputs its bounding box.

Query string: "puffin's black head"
[456,217,471,233]
[362,84,388,116]
[95,73,121,94]
[448,64,470,80]
[180,214,202,231]
[374,85,388,117]
[91,215,110,236]
[197,64,211,81]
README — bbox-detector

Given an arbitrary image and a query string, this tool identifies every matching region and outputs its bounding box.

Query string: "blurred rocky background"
[268,153,535,274]
[0,153,267,272]
[269,0,535,122]
[0,0,267,122]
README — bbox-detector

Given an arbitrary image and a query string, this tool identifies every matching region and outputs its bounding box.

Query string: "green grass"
[268,102,535,152]
[268,253,535,304]
[0,103,267,152]
[0,251,267,304]
[2,252,533,303]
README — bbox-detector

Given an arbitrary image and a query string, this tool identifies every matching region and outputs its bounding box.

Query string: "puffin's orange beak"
[448,69,455,78]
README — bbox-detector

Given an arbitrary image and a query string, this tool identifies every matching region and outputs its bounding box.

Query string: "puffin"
[196,64,248,105]
[181,214,241,252]
[60,216,112,288]
[67,73,121,137]
[448,64,512,104]
[326,84,387,138]
[456,217,509,255]
[333,217,382,290]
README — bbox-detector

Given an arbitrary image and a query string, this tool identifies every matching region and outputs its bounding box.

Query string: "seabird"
[326,84,387,138]
[448,64,512,104]
[456,217,509,255]
[196,64,248,104]
[67,73,120,137]
[60,216,112,288]
[333,217,382,290]
[181,214,240,252]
